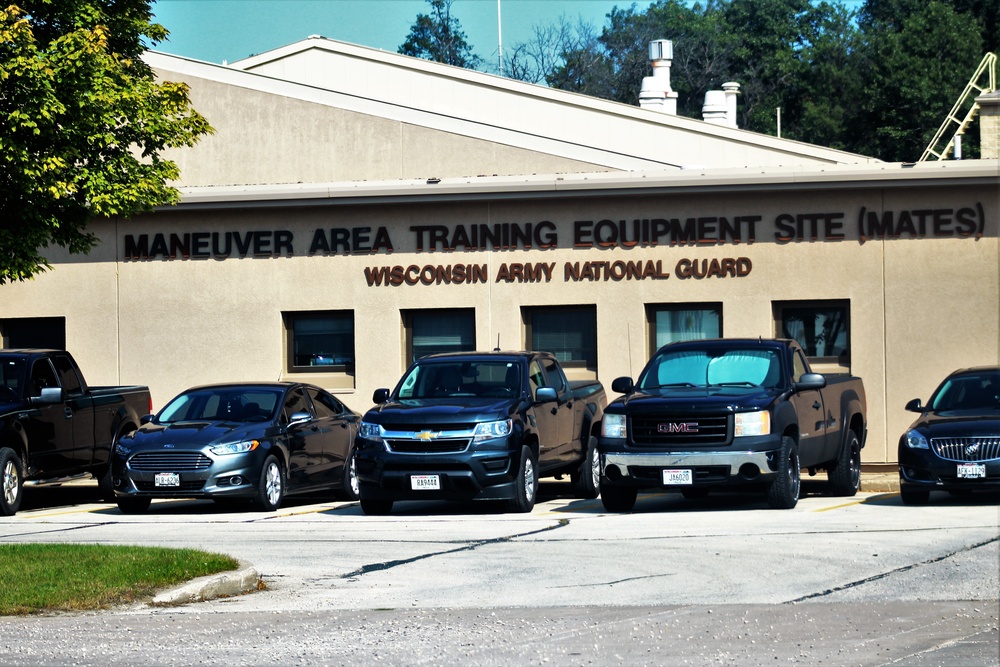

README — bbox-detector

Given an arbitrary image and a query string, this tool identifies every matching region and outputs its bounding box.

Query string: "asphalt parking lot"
[1,476,997,666]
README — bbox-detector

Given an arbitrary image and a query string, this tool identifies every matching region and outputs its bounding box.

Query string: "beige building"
[2,37,998,465]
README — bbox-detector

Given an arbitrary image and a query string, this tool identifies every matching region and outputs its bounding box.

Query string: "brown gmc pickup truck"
[0,350,151,515]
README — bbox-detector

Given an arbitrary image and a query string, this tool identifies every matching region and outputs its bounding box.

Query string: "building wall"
[1,180,996,464]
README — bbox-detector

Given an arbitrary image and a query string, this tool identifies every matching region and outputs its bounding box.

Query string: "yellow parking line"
[812,492,898,512]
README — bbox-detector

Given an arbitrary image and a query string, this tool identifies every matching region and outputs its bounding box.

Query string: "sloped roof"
[144,36,877,190]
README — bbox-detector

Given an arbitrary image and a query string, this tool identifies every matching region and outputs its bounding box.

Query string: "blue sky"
[151,0,654,66]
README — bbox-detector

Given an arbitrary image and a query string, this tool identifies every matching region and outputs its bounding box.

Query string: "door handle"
[812,401,821,410]
[64,407,74,419]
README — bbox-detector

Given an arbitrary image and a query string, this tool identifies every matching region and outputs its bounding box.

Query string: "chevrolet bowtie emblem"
[415,430,438,441]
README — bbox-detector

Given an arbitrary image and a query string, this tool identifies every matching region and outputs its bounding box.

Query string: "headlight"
[114,442,131,456]
[735,411,770,438]
[904,429,929,449]
[210,440,259,456]
[473,419,512,442]
[602,413,627,438]
[359,421,384,444]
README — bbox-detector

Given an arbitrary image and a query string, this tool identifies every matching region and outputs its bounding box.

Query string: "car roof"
[416,351,541,362]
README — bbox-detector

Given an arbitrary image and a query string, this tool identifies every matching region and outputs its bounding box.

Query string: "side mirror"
[289,410,312,426]
[140,414,156,425]
[30,387,63,405]
[793,373,827,392]
[372,388,390,404]
[535,387,558,403]
[904,398,925,413]
[611,377,634,394]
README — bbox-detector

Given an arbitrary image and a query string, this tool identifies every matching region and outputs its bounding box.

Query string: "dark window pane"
[409,310,475,363]
[529,308,596,367]
[651,307,721,348]
[1,317,65,350]
[781,306,848,358]
[288,312,354,369]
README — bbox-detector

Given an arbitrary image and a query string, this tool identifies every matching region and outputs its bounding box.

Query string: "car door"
[528,359,563,470]
[788,349,828,466]
[281,386,325,489]
[306,387,356,488]
[51,353,97,469]
[23,358,75,474]
[540,357,577,465]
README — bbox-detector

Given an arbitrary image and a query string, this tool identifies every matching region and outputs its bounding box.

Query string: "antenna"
[494,333,501,353]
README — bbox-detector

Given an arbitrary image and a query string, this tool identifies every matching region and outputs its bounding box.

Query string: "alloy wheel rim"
[265,463,282,505]
[349,456,359,496]
[524,458,535,502]
[589,446,600,489]
[3,460,17,506]
[789,451,800,499]
[850,447,861,490]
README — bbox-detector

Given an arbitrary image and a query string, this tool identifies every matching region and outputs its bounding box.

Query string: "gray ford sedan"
[112,382,359,513]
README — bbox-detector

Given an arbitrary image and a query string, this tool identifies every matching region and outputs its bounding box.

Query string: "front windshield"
[929,372,1000,412]
[396,360,520,399]
[638,348,781,390]
[158,389,281,423]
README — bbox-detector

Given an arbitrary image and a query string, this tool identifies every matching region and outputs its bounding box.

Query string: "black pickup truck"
[354,351,606,514]
[0,350,151,515]
[599,338,866,511]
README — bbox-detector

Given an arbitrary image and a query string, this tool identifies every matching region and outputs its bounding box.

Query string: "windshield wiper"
[645,382,698,388]
[709,382,761,387]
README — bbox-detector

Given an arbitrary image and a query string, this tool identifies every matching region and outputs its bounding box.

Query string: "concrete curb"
[860,473,900,494]
[150,561,262,607]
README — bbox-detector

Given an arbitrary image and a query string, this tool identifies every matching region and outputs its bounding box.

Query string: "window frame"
[283,310,355,375]
[773,299,851,373]
[522,305,598,373]
[402,308,476,365]
[645,303,723,356]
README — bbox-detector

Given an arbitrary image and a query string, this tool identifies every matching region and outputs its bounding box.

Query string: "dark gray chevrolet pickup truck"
[599,338,867,511]
[355,351,606,514]
[0,350,151,515]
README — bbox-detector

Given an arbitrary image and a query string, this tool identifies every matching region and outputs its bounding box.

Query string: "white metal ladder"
[918,52,997,162]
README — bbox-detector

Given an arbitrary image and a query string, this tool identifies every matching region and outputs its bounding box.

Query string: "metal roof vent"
[639,40,678,115]
[703,82,740,128]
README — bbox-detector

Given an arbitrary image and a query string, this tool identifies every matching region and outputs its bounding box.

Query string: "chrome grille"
[631,414,731,447]
[128,452,213,471]
[386,438,470,454]
[931,437,1000,462]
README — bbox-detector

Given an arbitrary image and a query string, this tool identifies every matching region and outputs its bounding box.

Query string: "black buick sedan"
[898,367,1000,504]
[112,383,360,513]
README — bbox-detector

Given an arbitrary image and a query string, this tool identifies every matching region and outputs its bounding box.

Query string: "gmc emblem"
[658,422,699,433]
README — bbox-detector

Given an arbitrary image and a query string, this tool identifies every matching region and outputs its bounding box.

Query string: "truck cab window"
[52,354,84,396]
[30,359,58,396]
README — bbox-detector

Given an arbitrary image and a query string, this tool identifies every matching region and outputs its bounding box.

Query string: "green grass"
[0,544,239,615]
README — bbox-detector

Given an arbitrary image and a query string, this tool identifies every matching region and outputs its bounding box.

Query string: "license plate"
[957,463,986,479]
[411,474,441,490]
[154,472,180,487]
[662,469,693,485]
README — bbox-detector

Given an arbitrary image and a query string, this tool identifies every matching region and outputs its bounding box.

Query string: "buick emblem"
[658,422,699,434]
[965,443,980,457]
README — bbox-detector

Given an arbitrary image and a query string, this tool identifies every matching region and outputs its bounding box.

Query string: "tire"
[681,487,711,500]
[340,448,360,501]
[766,436,801,509]
[252,455,285,511]
[828,430,861,497]
[360,498,393,515]
[505,445,538,513]
[900,487,930,505]
[117,497,151,514]
[570,436,600,500]
[600,483,637,512]
[0,447,24,517]
[96,462,116,503]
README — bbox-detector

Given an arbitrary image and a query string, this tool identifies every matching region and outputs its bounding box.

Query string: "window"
[404,309,475,363]
[523,306,597,373]
[307,387,346,417]
[774,300,850,373]
[284,311,354,373]
[646,304,722,354]
[52,354,83,397]
[1,317,65,350]
[282,387,311,422]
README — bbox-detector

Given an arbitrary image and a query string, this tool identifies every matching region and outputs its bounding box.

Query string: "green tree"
[857,1,985,160]
[399,0,482,69]
[0,1,212,284]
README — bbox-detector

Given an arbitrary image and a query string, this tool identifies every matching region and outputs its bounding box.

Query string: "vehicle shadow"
[862,490,1000,507]
[20,481,107,511]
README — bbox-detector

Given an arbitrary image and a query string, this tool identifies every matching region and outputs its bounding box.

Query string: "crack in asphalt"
[0,522,118,540]
[548,572,675,589]
[339,519,570,579]
[787,535,1000,603]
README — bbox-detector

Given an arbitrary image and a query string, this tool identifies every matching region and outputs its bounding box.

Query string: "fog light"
[113,478,122,487]
[739,463,760,479]
[230,476,243,485]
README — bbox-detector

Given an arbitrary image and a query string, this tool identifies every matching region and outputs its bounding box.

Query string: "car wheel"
[252,455,285,511]
[681,487,711,500]
[117,497,151,514]
[766,436,800,509]
[360,498,393,515]
[600,483,637,512]
[505,445,538,513]
[828,430,861,497]
[0,447,24,516]
[900,487,930,505]
[340,448,360,501]
[570,436,600,500]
